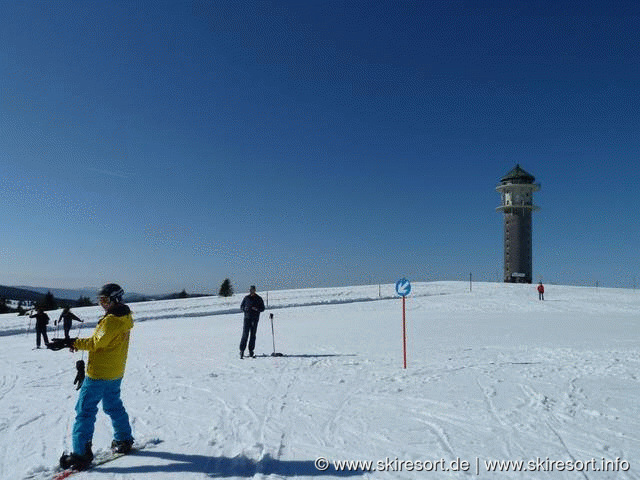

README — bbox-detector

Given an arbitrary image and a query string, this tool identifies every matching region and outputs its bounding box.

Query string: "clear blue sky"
[1,1,639,295]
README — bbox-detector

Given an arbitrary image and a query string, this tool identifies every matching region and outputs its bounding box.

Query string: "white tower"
[496,165,540,283]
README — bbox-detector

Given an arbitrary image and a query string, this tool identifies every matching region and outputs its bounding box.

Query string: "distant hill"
[156,292,210,301]
[14,286,157,303]
[16,286,97,303]
[0,285,48,304]
[123,292,155,303]
[8,286,205,305]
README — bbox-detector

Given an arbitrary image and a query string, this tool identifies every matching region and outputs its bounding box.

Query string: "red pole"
[402,295,407,369]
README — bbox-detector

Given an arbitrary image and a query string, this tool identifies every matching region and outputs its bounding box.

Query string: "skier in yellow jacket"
[56,283,135,471]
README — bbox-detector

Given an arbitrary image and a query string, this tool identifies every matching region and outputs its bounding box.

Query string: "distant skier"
[56,306,84,340]
[50,283,135,471]
[537,282,545,301]
[239,285,265,359]
[30,308,50,348]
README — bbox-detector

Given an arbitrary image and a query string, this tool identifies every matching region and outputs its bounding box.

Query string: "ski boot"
[60,442,93,470]
[111,438,134,454]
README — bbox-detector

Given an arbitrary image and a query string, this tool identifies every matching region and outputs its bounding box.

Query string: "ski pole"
[77,316,86,361]
[270,313,276,354]
[26,309,33,336]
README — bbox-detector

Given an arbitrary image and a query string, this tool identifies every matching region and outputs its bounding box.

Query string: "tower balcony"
[496,204,540,212]
[495,182,541,193]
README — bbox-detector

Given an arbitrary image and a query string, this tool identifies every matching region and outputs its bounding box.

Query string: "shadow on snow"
[98,450,364,477]
[252,354,357,359]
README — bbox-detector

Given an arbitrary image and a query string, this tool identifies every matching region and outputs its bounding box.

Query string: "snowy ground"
[1,281,639,479]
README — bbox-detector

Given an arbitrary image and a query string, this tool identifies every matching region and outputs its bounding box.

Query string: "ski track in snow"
[1,282,639,479]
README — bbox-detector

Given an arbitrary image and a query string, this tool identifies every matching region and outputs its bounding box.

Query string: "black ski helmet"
[98,283,124,303]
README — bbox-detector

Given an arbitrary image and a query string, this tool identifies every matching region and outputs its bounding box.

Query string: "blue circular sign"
[395,278,411,297]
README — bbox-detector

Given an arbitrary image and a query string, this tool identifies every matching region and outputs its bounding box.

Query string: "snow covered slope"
[1,282,639,479]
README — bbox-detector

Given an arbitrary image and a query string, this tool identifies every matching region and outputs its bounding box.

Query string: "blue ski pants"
[72,376,133,454]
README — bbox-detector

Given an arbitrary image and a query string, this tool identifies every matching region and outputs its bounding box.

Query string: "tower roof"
[500,164,535,184]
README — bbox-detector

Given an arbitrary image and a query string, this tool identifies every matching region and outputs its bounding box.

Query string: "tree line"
[0,279,237,315]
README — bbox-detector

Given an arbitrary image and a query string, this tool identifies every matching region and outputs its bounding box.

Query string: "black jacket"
[31,312,49,329]
[240,294,265,321]
[59,311,81,325]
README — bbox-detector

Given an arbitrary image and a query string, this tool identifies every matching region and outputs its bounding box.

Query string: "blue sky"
[1,0,639,295]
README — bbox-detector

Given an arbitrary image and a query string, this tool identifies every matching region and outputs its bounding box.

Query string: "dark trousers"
[239,318,259,353]
[539,292,544,300]
[36,325,49,347]
[63,320,72,339]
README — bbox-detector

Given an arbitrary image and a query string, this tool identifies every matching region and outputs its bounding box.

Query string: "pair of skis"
[24,438,161,480]
[53,449,130,480]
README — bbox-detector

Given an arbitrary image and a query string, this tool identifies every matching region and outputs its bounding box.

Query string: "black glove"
[74,359,85,390]
[47,338,76,351]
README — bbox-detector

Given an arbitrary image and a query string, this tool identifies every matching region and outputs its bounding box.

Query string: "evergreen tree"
[77,295,94,307]
[218,278,233,297]
[41,291,57,311]
[178,289,189,299]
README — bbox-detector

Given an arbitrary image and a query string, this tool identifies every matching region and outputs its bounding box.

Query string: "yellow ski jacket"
[74,304,133,380]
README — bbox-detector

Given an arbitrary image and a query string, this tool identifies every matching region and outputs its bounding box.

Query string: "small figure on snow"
[30,308,50,348]
[239,285,265,359]
[537,281,545,301]
[54,283,135,471]
[56,306,84,340]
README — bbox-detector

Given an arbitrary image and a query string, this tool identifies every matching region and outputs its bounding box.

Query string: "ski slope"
[1,281,639,479]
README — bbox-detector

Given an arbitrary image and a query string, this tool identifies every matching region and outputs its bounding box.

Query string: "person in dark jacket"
[30,308,50,348]
[239,285,265,358]
[56,306,84,339]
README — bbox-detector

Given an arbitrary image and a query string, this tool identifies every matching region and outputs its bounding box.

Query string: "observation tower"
[496,165,540,283]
